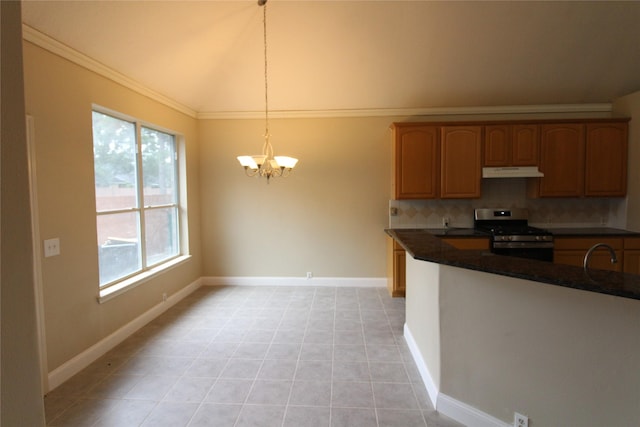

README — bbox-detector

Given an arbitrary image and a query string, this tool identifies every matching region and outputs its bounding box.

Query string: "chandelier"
[237,0,298,181]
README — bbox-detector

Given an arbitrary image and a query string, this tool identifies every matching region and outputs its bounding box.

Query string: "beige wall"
[439,266,640,426]
[198,116,391,278]
[405,256,440,391]
[406,261,640,426]
[613,90,640,232]
[22,42,202,372]
[1,1,46,424]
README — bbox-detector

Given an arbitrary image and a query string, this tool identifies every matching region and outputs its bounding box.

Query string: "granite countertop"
[403,228,488,237]
[386,228,640,301]
[393,227,640,238]
[545,227,640,237]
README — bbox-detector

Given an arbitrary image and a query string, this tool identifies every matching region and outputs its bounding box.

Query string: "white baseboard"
[403,323,511,427]
[47,278,202,392]
[403,323,439,407]
[202,276,387,288]
[437,394,511,427]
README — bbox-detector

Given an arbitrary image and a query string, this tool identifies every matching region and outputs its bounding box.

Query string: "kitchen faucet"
[583,243,618,271]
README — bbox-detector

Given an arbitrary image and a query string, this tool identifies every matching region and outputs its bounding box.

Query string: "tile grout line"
[45,286,450,427]
[185,288,238,427]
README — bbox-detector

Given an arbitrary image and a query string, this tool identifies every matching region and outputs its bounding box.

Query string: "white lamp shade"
[274,156,298,169]
[237,156,258,169]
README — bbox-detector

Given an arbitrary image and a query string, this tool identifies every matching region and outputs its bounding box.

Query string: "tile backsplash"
[389,179,626,229]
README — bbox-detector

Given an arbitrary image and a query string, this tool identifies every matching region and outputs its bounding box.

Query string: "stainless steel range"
[474,208,554,262]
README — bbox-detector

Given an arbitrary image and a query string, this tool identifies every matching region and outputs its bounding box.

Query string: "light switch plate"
[44,238,60,257]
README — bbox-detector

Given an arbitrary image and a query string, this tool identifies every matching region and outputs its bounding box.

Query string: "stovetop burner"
[473,208,554,261]
[474,208,552,238]
[477,224,551,236]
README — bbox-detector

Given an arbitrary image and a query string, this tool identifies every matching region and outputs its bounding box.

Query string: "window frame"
[92,106,189,301]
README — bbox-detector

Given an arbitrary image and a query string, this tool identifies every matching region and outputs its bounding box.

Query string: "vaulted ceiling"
[21,1,640,116]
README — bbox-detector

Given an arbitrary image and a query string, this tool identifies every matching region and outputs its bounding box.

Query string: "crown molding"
[22,24,197,119]
[197,103,613,120]
[23,24,612,121]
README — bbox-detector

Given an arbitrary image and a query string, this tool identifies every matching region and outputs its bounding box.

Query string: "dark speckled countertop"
[386,228,640,301]
[546,227,640,237]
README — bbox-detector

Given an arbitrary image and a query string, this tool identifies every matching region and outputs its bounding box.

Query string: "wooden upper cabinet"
[484,124,539,167]
[535,123,585,197]
[392,119,627,200]
[483,125,510,166]
[440,126,482,198]
[584,122,628,197]
[512,124,540,166]
[392,124,439,199]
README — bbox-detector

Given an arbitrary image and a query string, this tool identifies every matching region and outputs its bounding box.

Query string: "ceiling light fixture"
[237,0,298,182]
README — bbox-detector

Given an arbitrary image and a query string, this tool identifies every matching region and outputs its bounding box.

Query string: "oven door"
[492,242,554,262]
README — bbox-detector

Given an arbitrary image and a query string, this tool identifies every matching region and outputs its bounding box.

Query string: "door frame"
[26,114,50,393]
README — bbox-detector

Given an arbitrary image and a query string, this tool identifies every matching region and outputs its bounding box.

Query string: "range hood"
[482,166,544,178]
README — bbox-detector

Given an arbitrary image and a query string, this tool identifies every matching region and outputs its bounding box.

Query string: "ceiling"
[21,1,640,116]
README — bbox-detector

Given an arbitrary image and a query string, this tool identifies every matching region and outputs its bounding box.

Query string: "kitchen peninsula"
[387,229,640,427]
[387,229,640,300]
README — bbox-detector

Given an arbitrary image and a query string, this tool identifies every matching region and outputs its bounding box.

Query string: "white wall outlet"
[443,217,450,228]
[514,412,528,427]
[44,238,60,257]
[306,272,313,279]
[162,293,167,302]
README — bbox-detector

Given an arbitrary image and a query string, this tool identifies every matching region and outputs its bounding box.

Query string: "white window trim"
[92,105,190,300]
[97,254,191,303]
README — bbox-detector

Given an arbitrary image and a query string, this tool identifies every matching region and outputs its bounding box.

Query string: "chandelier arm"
[244,167,259,177]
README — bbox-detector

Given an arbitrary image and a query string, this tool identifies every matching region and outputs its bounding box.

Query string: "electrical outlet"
[162,293,167,302]
[306,272,313,279]
[514,412,528,427]
[44,238,61,257]
[442,217,450,228]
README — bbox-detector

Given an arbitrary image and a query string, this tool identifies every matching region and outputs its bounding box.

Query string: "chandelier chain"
[263,2,269,141]
[236,0,298,181]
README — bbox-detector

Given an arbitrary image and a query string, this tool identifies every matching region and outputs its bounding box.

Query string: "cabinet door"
[584,122,627,197]
[484,125,510,166]
[554,237,622,272]
[555,250,621,272]
[512,124,539,166]
[537,124,585,197]
[440,126,482,198]
[624,238,640,275]
[393,126,439,199]
[393,250,406,297]
[386,238,405,297]
[623,251,640,275]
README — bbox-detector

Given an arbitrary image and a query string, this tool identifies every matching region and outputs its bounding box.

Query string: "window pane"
[92,112,138,211]
[141,127,176,206]
[97,212,141,285]
[145,207,178,266]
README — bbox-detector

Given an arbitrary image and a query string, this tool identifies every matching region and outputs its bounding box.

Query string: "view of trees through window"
[92,110,179,287]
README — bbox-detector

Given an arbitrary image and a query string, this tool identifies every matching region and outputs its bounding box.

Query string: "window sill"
[98,255,192,304]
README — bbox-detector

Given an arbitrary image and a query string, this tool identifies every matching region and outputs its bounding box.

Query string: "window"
[92,109,181,289]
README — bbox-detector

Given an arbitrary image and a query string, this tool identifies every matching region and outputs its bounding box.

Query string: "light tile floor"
[44,286,464,427]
